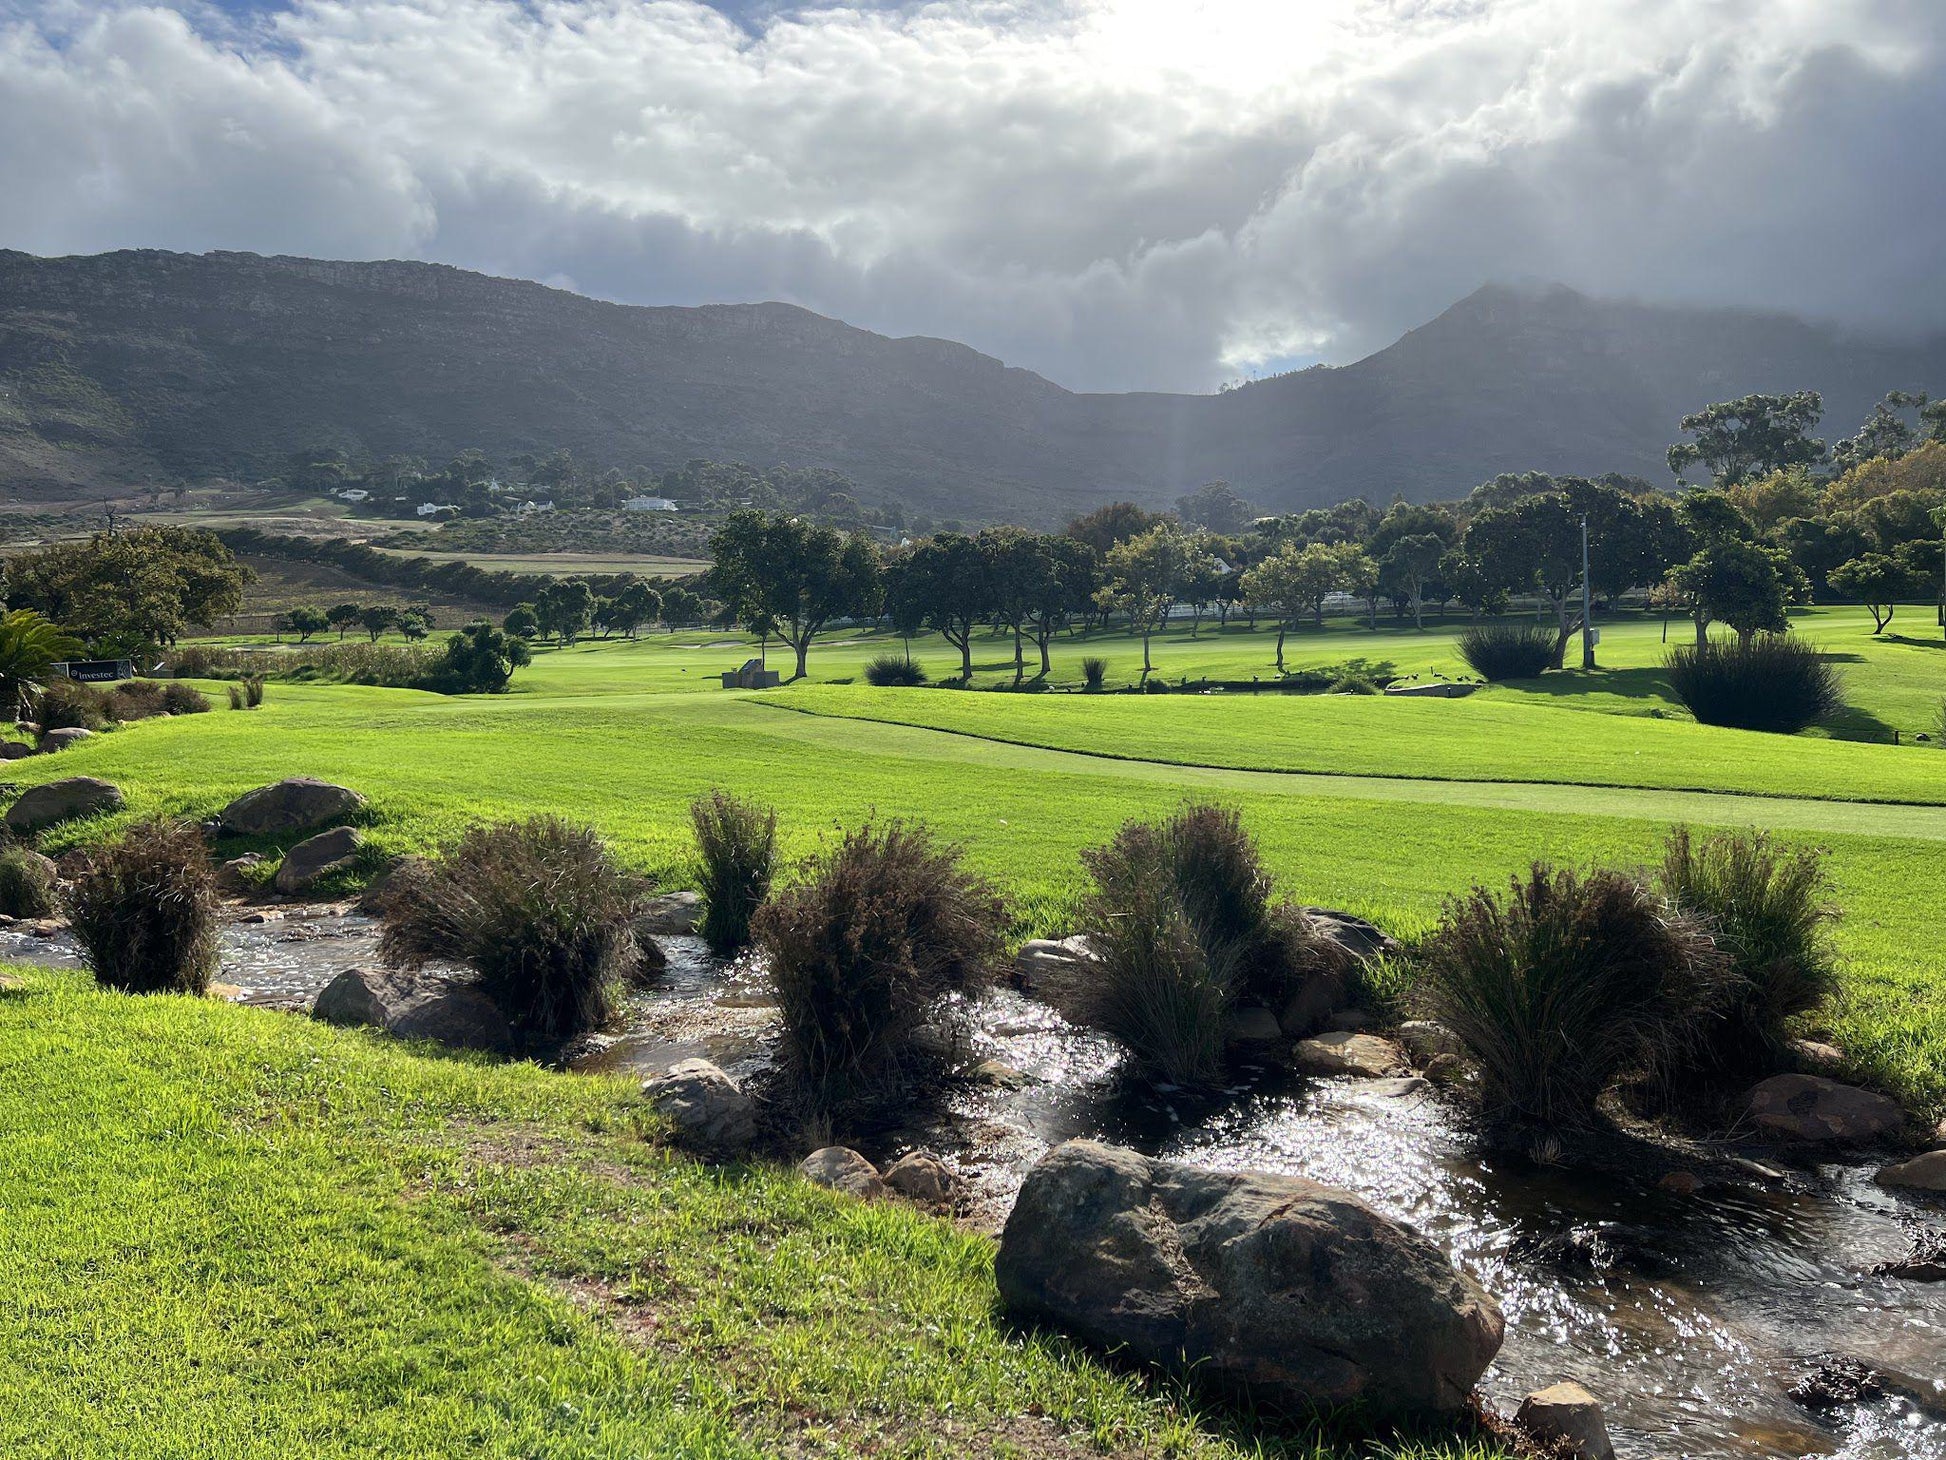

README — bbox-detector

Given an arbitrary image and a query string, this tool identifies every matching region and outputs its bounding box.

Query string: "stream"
[7,912,1942,1460]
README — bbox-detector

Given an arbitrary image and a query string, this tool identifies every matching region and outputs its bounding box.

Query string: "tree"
[1064,501,1163,556]
[879,553,929,666]
[534,580,594,645]
[1174,481,1258,535]
[1827,553,1914,634]
[1378,534,1447,631]
[3,526,251,651]
[979,527,1050,685]
[1462,494,1585,666]
[1830,391,1927,474]
[1101,524,1210,679]
[0,610,84,720]
[609,581,662,638]
[1027,537,1098,677]
[1559,478,1680,605]
[503,603,541,640]
[709,511,882,680]
[399,608,433,642]
[1439,548,1508,621]
[902,533,991,682]
[431,621,532,694]
[326,603,363,641]
[358,605,399,642]
[1667,391,1825,486]
[661,585,704,628]
[283,606,328,644]
[1671,539,1803,646]
[1241,542,1342,670]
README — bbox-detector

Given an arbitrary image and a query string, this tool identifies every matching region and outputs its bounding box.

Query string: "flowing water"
[9,915,1942,1460]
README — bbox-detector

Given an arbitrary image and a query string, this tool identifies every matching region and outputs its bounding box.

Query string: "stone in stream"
[310,966,515,1054]
[274,826,363,894]
[641,1059,757,1153]
[995,1140,1504,1417]
[1876,1150,1946,1192]
[4,777,124,834]
[1398,1019,1464,1064]
[219,777,365,837]
[882,1152,957,1207]
[633,891,703,936]
[800,1146,884,1199]
[311,967,398,1028]
[215,853,266,893]
[1745,1074,1904,1144]
[1010,936,1097,1023]
[1515,1382,1615,1460]
[1293,1030,1407,1079]
[1222,1004,1283,1046]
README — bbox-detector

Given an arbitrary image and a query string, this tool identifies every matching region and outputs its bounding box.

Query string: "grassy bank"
[0,964,1505,1459]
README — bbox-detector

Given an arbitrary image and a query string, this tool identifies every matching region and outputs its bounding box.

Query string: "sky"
[2,0,1943,392]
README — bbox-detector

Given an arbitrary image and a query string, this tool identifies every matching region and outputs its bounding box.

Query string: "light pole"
[1580,514,1596,670]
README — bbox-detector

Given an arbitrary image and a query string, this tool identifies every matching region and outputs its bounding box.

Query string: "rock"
[386,981,515,1054]
[0,740,33,760]
[1012,935,1097,1023]
[1301,906,1401,965]
[1658,1171,1703,1196]
[310,967,399,1028]
[800,1146,884,1199]
[996,1141,1503,1416]
[1423,1052,1466,1084]
[219,777,365,837]
[1223,1004,1284,1046]
[1294,1031,1406,1079]
[4,776,124,834]
[1786,1038,1846,1073]
[1515,1382,1615,1460]
[971,1058,1033,1089]
[1364,1076,1432,1099]
[883,1152,956,1207]
[1327,1007,1378,1032]
[273,826,363,894]
[626,934,669,987]
[215,853,265,893]
[1746,1074,1904,1144]
[633,890,703,935]
[1399,1019,1465,1063]
[1277,963,1354,1036]
[1876,1150,1946,1193]
[642,1059,758,1152]
[39,727,95,751]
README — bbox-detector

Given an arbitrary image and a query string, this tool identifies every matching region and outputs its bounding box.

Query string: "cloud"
[1,0,1942,390]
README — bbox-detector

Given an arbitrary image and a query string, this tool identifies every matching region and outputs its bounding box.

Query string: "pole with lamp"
[1580,514,1596,670]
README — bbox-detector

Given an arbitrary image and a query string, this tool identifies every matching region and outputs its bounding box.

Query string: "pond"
[9,913,1942,1460]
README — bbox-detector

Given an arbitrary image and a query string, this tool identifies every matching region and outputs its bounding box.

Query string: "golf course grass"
[4,605,1941,1456]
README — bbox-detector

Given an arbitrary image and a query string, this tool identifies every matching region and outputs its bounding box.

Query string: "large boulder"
[996,1140,1503,1416]
[1876,1150,1946,1193]
[1515,1382,1615,1460]
[220,777,365,837]
[1012,935,1097,1023]
[39,727,95,752]
[386,981,516,1054]
[0,740,35,760]
[800,1147,885,1199]
[1746,1074,1904,1144]
[310,967,401,1028]
[5,777,124,834]
[274,826,363,894]
[1293,1031,1407,1079]
[642,1059,757,1152]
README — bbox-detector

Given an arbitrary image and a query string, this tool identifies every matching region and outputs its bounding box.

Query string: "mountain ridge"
[3,249,1942,521]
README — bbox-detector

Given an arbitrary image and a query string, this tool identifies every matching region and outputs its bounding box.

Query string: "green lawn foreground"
[0,966,1506,1460]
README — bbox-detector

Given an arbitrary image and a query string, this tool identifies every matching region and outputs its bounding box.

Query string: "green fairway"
[2,964,1507,1459]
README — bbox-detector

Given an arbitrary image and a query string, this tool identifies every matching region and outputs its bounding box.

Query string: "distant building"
[336,488,370,503]
[515,499,556,515]
[416,502,459,517]
[624,495,678,512]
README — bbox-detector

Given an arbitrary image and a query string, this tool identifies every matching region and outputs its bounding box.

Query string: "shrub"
[226,684,244,710]
[1457,623,1557,681]
[1658,827,1839,1070]
[1417,864,1728,1136]
[35,678,108,732]
[1081,656,1108,691]
[108,679,170,720]
[1077,804,1341,1084]
[377,817,642,1049]
[65,820,221,995]
[0,844,57,918]
[1327,672,1380,694]
[755,821,1005,1114]
[690,789,777,956]
[864,652,928,687]
[161,681,210,715]
[243,675,265,708]
[1664,634,1843,733]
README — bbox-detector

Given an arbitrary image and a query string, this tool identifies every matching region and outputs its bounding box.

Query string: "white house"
[515,499,556,515]
[416,502,459,517]
[624,495,678,512]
